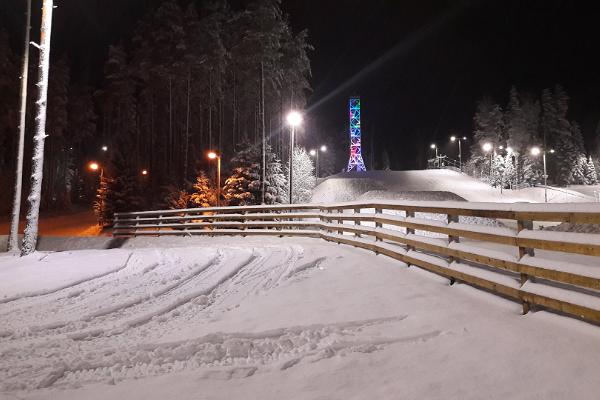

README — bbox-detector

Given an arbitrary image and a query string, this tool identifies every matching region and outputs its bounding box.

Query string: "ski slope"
[312,169,595,203]
[0,237,598,400]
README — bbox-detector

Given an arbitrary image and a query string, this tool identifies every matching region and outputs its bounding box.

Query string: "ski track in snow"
[0,243,434,393]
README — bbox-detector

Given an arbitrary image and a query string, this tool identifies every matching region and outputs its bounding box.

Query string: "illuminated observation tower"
[346,97,367,172]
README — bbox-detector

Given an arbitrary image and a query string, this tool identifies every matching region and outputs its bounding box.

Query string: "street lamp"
[88,161,104,178]
[101,145,108,152]
[310,145,327,177]
[531,146,554,203]
[450,135,467,171]
[207,151,221,207]
[286,110,303,204]
[482,142,493,180]
[141,169,148,176]
[430,144,438,168]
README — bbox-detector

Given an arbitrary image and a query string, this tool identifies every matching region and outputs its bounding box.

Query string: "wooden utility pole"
[22,0,54,255]
[8,0,32,252]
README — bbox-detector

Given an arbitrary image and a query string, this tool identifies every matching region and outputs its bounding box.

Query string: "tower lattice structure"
[347,97,367,172]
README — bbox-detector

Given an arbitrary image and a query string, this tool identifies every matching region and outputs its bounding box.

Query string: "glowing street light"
[531,146,554,203]
[450,135,467,171]
[141,169,148,176]
[101,145,108,152]
[88,162,99,172]
[207,151,221,207]
[309,145,327,177]
[430,144,439,168]
[286,110,303,203]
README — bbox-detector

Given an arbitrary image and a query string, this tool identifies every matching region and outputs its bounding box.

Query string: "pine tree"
[160,186,192,210]
[265,145,287,204]
[584,156,598,185]
[93,174,114,228]
[190,171,216,207]
[223,142,261,206]
[286,147,316,203]
[468,98,504,176]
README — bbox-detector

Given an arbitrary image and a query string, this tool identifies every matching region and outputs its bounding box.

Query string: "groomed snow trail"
[0,242,341,392]
[0,237,599,400]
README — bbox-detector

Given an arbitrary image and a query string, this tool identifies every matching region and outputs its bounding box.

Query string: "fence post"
[337,208,343,235]
[517,218,534,314]
[406,210,415,251]
[157,214,163,237]
[375,207,382,242]
[354,208,361,238]
[446,213,460,284]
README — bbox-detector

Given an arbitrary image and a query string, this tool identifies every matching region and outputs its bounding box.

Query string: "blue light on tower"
[347,97,367,172]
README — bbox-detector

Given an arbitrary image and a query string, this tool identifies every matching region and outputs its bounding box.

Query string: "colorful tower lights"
[346,97,367,172]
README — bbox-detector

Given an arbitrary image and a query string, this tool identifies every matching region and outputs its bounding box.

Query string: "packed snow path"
[0,237,598,399]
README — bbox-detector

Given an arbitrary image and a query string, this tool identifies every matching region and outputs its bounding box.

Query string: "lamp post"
[450,136,467,171]
[286,111,302,204]
[310,145,327,177]
[531,147,554,203]
[208,152,221,206]
[430,144,438,168]
[482,142,493,181]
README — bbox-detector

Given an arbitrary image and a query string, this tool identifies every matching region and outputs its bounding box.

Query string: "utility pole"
[8,0,31,252]
[22,0,54,255]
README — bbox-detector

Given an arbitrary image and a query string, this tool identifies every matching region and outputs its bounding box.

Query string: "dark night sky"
[2,0,600,170]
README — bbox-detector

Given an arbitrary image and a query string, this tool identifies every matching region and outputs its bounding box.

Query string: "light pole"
[450,136,467,171]
[430,144,438,168]
[286,111,302,204]
[482,142,493,181]
[310,145,327,177]
[208,152,221,207]
[531,147,554,203]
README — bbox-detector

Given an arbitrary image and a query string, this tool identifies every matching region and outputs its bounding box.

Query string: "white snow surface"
[312,169,596,203]
[0,236,599,400]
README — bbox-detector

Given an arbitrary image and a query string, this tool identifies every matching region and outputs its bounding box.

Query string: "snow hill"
[312,169,596,203]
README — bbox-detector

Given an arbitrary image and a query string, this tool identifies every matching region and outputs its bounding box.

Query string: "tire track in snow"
[0,249,219,340]
[0,252,134,305]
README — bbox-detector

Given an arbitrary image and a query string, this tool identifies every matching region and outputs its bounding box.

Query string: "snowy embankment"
[0,237,598,400]
[312,169,596,203]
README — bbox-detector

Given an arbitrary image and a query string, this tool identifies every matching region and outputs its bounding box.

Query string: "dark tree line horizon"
[0,0,313,215]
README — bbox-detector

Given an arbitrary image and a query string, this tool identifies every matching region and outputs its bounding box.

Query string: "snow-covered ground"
[312,170,596,203]
[1,237,598,400]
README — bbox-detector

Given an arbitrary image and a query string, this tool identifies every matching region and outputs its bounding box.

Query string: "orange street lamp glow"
[141,169,148,176]
[88,162,99,171]
[207,152,218,160]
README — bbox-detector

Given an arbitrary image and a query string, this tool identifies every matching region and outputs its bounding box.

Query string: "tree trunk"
[183,70,191,184]
[21,0,54,256]
[260,61,266,204]
[8,0,32,251]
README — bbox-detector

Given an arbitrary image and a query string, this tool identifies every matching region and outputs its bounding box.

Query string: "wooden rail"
[114,201,600,324]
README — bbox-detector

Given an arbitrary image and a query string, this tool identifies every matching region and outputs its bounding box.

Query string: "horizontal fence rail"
[114,201,600,324]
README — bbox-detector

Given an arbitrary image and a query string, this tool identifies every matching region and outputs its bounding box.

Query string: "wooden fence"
[114,201,600,324]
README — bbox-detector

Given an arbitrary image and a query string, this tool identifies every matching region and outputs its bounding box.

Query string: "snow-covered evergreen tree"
[223,141,261,206]
[190,171,216,207]
[583,156,598,185]
[161,186,192,210]
[265,146,287,204]
[467,98,504,176]
[286,147,316,203]
[93,174,114,228]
